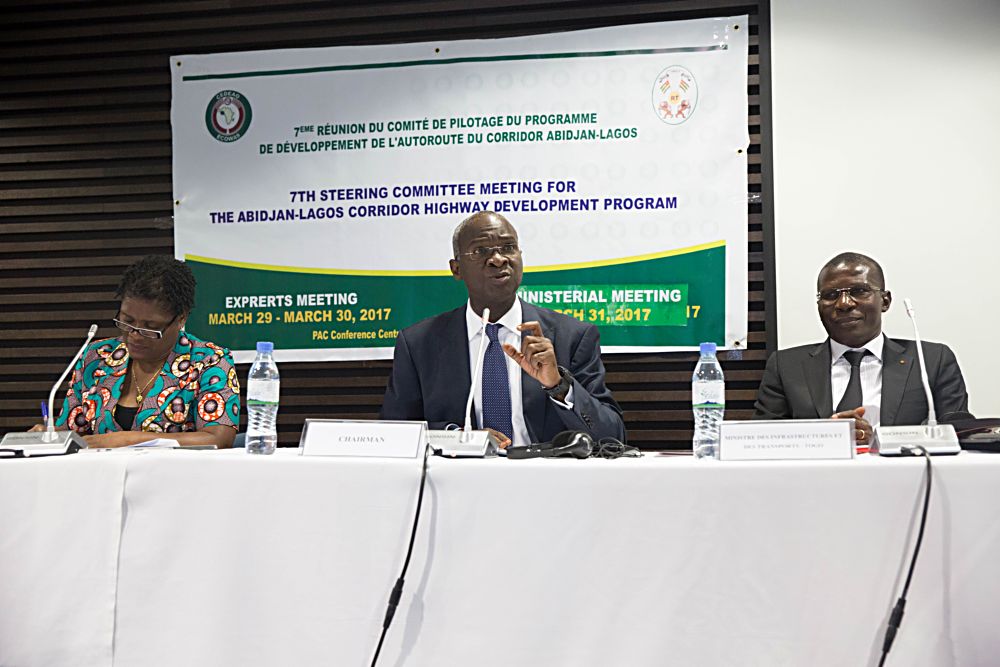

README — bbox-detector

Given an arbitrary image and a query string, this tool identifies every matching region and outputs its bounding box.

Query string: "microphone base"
[874,424,961,456]
[0,431,87,458]
[427,429,499,458]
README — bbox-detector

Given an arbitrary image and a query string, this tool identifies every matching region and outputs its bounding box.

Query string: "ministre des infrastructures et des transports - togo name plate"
[719,419,855,461]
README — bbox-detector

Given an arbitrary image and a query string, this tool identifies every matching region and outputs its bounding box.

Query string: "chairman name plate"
[298,419,426,458]
[719,419,855,461]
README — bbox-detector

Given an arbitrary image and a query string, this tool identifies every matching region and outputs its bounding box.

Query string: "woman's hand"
[82,426,236,449]
[83,432,134,449]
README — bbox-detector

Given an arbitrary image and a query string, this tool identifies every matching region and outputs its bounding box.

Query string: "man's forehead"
[818,262,873,285]
[461,218,517,245]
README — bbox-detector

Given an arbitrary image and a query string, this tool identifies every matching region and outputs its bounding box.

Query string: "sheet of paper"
[126,439,178,449]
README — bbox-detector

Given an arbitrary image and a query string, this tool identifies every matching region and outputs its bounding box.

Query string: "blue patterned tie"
[481,323,514,440]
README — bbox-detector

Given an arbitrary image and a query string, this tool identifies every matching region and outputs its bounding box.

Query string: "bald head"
[451,211,516,257]
[448,210,522,319]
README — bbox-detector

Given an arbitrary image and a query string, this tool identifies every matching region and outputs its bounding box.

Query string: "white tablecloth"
[2,449,998,666]
[0,455,128,666]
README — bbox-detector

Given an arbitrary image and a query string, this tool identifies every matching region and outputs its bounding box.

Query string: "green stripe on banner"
[184,244,724,351]
[181,45,727,82]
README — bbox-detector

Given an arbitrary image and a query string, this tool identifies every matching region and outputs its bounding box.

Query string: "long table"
[2,449,998,666]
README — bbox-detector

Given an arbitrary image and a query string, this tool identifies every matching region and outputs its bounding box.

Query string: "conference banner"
[171,16,749,362]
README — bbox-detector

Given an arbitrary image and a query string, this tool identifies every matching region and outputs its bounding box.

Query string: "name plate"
[298,419,426,458]
[873,423,960,456]
[719,419,855,461]
[427,429,499,458]
[0,430,87,458]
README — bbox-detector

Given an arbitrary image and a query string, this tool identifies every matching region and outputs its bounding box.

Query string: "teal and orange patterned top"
[54,331,240,434]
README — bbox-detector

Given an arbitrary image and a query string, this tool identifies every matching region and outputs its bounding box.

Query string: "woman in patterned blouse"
[34,255,240,449]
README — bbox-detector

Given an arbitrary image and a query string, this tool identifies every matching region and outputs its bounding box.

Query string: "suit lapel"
[805,341,833,418]
[880,337,913,426]
[519,301,546,442]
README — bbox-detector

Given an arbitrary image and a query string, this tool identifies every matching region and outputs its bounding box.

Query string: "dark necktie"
[481,323,514,439]
[836,350,869,413]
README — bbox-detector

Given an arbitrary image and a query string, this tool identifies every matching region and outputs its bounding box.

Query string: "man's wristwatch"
[544,365,572,400]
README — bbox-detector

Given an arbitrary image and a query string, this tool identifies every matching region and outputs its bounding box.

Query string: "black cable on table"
[878,445,932,667]
[370,444,431,667]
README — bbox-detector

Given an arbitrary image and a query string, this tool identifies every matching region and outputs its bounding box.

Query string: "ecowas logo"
[652,66,698,125]
[205,90,252,142]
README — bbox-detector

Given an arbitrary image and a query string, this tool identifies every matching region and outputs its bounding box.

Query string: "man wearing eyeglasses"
[380,210,625,447]
[753,252,969,447]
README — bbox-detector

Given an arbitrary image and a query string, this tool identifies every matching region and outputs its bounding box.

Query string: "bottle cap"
[699,342,717,355]
[256,341,274,353]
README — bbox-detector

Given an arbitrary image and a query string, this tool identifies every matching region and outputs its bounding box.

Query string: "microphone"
[45,324,98,442]
[874,303,949,663]
[423,307,500,458]
[902,299,937,428]
[463,307,490,436]
[0,324,97,457]
[873,299,959,455]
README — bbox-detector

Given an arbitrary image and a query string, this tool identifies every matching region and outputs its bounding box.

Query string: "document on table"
[82,439,217,452]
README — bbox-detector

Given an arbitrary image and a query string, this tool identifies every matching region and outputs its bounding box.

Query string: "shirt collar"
[829,332,884,365]
[465,299,522,340]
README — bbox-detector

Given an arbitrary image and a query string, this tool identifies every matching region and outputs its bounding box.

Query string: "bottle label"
[692,381,725,408]
[247,380,280,403]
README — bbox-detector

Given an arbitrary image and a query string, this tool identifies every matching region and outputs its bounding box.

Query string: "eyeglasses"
[457,243,521,262]
[816,285,884,303]
[113,316,176,340]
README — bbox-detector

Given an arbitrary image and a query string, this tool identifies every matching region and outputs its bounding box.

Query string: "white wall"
[770,0,1000,416]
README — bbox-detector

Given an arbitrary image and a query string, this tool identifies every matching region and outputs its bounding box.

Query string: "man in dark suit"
[753,252,969,446]
[380,211,625,447]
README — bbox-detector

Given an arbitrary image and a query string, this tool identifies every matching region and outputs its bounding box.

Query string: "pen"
[40,401,49,429]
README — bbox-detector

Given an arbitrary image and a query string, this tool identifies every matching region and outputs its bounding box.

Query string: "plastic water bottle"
[246,341,279,455]
[692,342,725,459]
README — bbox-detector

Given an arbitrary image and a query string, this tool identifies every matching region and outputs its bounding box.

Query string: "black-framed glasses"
[113,316,176,340]
[457,243,521,262]
[816,285,883,304]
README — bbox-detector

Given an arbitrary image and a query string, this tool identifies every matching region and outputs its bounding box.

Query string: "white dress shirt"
[829,333,884,426]
[465,300,573,446]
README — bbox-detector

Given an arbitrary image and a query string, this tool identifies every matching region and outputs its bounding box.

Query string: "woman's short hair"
[116,255,197,317]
